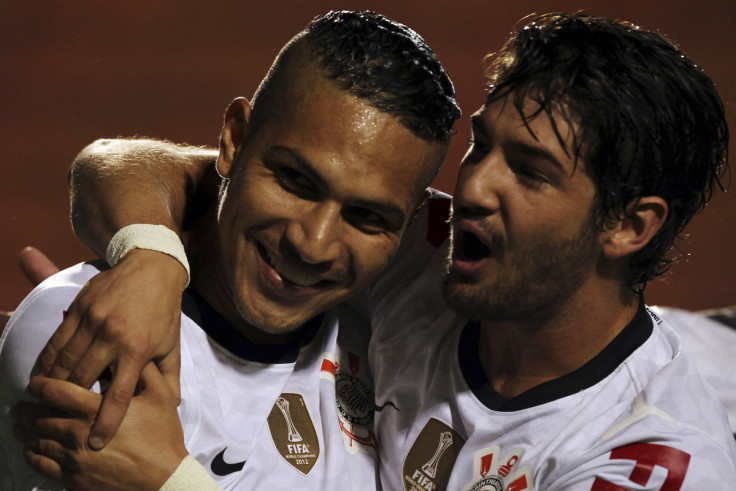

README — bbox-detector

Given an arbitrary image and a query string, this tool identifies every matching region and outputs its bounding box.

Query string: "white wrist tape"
[159,455,223,491]
[105,224,190,286]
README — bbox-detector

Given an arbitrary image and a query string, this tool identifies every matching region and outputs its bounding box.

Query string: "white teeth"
[265,249,322,287]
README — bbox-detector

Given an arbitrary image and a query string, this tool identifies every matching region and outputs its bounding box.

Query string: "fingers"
[18,246,60,286]
[13,400,79,443]
[87,363,141,449]
[36,305,86,378]
[11,409,74,484]
[27,375,101,417]
[15,426,65,483]
[22,447,64,483]
[39,281,119,384]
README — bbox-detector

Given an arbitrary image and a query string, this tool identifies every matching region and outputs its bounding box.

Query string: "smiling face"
[443,96,602,323]
[213,73,445,342]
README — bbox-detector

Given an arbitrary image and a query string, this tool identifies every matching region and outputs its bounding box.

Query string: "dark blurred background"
[2,1,734,311]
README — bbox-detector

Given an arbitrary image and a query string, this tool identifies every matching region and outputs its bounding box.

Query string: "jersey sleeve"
[546,350,736,490]
[0,263,99,489]
[652,306,736,435]
[548,436,736,490]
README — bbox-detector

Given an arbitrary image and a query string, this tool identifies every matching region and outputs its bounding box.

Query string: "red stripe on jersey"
[592,443,690,490]
[321,358,337,375]
[426,196,451,248]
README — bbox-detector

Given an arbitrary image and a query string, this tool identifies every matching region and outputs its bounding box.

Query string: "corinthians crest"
[461,445,534,491]
[321,351,378,455]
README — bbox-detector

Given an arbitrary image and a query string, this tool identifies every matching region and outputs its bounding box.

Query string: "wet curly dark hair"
[256,10,462,144]
[303,10,460,143]
[484,12,729,288]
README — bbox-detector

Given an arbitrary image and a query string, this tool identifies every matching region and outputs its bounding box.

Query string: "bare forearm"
[69,138,218,258]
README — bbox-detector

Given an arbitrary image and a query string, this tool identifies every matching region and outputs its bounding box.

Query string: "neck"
[478,279,640,398]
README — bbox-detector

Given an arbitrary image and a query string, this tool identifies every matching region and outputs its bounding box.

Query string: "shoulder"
[649,306,736,435]
[5,261,103,332]
[0,262,103,400]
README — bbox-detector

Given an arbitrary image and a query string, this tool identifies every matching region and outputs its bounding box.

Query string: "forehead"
[476,95,584,176]
[253,75,445,208]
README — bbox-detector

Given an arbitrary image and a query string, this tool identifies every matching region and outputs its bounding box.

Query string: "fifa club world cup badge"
[403,418,466,490]
[267,393,320,474]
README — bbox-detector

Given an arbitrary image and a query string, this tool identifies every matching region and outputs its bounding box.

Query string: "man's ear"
[601,196,668,259]
[216,97,253,178]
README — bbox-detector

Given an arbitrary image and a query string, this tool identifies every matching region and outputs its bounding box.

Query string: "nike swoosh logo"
[210,447,246,476]
[374,400,399,412]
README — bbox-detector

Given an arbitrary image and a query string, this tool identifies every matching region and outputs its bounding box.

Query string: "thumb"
[139,362,177,404]
[157,342,181,404]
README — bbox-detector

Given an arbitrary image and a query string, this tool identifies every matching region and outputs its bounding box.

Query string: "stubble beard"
[442,222,600,323]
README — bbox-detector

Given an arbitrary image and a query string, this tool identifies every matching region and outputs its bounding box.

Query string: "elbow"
[69,139,119,182]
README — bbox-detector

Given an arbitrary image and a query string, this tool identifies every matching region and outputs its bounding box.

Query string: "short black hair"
[302,10,461,143]
[484,12,729,287]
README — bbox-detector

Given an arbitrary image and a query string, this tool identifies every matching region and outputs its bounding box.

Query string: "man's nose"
[284,202,343,265]
[453,156,502,218]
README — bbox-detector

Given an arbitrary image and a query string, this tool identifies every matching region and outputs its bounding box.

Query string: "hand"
[12,364,187,491]
[36,249,187,450]
[19,246,61,285]
[1,247,60,335]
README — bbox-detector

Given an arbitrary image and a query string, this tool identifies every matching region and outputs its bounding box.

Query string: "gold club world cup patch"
[267,393,320,475]
[403,417,466,491]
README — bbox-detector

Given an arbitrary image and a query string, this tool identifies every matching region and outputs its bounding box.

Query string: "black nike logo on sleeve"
[211,448,246,476]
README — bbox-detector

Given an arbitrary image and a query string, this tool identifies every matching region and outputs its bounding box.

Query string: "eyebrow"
[265,146,408,226]
[266,145,327,186]
[505,140,566,174]
[470,113,567,174]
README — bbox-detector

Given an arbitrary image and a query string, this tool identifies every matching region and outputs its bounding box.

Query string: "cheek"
[351,238,399,286]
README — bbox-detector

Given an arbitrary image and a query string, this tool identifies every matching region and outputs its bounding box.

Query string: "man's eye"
[345,207,388,232]
[277,167,315,194]
[515,164,549,185]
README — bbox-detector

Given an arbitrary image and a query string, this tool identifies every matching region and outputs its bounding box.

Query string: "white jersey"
[651,306,736,435]
[369,194,736,490]
[0,262,378,490]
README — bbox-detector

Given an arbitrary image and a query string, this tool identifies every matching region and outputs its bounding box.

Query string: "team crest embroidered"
[461,445,534,491]
[321,352,378,455]
[402,417,466,491]
[267,393,320,474]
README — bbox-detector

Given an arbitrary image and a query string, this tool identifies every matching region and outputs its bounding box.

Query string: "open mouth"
[258,244,329,288]
[456,230,491,261]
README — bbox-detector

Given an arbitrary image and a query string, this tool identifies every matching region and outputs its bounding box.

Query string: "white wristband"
[159,456,223,491]
[105,224,190,287]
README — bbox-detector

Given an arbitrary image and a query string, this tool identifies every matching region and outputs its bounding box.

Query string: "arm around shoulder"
[69,138,219,258]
